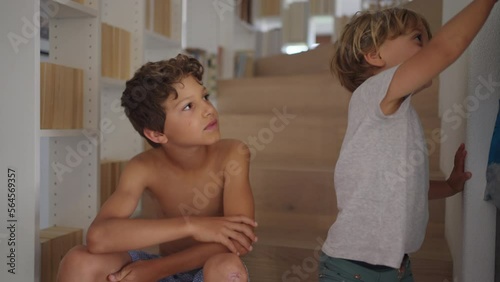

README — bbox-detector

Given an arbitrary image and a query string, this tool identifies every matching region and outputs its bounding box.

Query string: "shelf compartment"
[40,62,84,129]
[101,76,126,92]
[101,23,131,80]
[144,0,182,49]
[100,161,126,206]
[40,226,83,282]
[40,129,84,137]
[144,29,181,49]
[41,0,99,19]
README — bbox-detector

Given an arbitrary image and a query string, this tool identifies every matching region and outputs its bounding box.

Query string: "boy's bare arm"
[385,0,496,104]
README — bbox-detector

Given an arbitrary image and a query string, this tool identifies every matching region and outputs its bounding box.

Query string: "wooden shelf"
[40,62,84,130]
[40,129,84,137]
[42,0,98,19]
[101,76,126,92]
[101,23,131,80]
[144,29,181,49]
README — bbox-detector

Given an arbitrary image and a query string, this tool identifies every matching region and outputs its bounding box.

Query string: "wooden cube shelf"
[153,0,172,38]
[260,0,281,17]
[100,161,126,206]
[101,23,131,80]
[40,226,83,282]
[40,63,83,130]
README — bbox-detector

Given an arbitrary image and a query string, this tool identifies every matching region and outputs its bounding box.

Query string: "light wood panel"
[100,161,126,206]
[260,0,281,17]
[40,226,83,282]
[40,63,83,129]
[310,0,335,16]
[154,0,171,37]
[101,23,131,80]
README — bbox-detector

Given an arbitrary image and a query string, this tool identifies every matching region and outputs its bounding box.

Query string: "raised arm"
[385,0,496,104]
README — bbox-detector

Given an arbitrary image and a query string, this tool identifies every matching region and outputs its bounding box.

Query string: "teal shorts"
[318,252,414,282]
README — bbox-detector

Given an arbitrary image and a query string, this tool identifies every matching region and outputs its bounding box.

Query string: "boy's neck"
[160,144,209,171]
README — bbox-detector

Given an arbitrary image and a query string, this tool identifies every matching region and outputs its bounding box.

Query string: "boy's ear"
[143,128,168,145]
[364,50,385,67]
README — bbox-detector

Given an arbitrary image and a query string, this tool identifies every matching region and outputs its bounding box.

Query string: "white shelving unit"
[1,0,101,280]
[41,0,101,239]
[100,0,144,162]
[0,1,256,280]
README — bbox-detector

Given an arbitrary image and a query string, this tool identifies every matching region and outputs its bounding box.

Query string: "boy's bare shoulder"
[124,147,164,171]
[211,139,250,159]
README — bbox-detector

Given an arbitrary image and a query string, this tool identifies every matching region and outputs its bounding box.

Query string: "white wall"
[441,1,499,281]
[185,0,218,53]
[335,0,361,16]
[462,2,499,281]
[440,1,468,280]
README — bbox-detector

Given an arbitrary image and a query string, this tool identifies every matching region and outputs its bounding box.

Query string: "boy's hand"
[446,143,473,193]
[107,260,158,282]
[186,216,258,255]
[231,238,252,256]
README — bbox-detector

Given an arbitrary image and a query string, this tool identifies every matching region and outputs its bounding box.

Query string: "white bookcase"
[1,0,101,280]
[0,1,257,280]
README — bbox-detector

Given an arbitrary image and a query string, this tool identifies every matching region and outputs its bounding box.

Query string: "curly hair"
[121,54,204,148]
[331,8,432,92]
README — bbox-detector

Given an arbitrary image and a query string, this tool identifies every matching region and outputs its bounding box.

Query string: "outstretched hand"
[186,215,258,255]
[447,143,472,193]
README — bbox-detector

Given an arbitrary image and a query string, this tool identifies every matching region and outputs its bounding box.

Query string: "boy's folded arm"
[384,0,496,105]
[86,159,191,254]
[221,141,255,256]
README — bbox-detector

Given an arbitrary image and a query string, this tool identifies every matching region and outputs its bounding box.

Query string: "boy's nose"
[203,104,216,117]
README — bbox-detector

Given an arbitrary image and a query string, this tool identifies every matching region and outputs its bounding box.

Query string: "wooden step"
[216,73,439,117]
[220,114,442,172]
[251,165,336,217]
[251,165,446,228]
[254,43,333,77]
[217,72,351,116]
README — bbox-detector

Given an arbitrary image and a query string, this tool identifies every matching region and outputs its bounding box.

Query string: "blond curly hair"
[331,8,432,92]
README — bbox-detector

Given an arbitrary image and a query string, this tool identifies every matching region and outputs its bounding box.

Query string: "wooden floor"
[241,221,453,282]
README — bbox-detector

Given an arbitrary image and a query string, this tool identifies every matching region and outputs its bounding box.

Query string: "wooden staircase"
[216,46,452,281]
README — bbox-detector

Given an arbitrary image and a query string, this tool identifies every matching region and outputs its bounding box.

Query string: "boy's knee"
[204,254,248,282]
[58,245,97,275]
